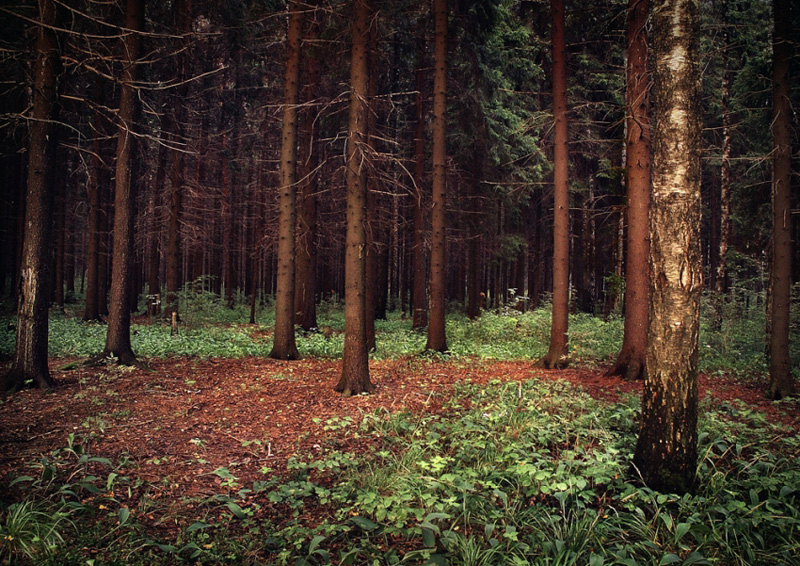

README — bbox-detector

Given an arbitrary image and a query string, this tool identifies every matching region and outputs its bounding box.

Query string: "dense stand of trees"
[0,0,797,491]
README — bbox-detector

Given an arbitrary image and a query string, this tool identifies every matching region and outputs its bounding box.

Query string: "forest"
[0,0,799,564]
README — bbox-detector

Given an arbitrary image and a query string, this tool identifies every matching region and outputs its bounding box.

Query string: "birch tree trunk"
[633,0,702,495]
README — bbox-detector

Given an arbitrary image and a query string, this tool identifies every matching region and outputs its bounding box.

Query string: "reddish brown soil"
[1,357,797,507]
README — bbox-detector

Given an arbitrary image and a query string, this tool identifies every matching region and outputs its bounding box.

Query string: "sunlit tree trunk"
[606,0,650,381]
[537,0,569,368]
[633,0,702,495]
[336,0,374,395]
[426,0,448,353]
[104,0,144,365]
[768,0,793,400]
[2,0,61,391]
[270,0,303,360]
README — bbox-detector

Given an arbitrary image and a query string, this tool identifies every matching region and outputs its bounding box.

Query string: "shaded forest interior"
[0,0,797,347]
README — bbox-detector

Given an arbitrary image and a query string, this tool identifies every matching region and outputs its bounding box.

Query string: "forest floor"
[2,356,798,503]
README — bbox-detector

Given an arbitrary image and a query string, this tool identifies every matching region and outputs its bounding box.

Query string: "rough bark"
[633,0,702,495]
[606,0,651,381]
[270,1,303,360]
[3,0,61,391]
[537,0,569,369]
[336,0,374,395]
[768,0,794,400]
[426,0,448,353]
[103,0,144,365]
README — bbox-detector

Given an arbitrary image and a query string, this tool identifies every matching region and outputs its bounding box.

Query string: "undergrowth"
[2,293,790,379]
[3,379,798,565]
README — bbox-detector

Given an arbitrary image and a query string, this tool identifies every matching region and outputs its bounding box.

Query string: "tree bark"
[633,0,702,495]
[412,21,428,329]
[270,1,303,360]
[294,6,320,332]
[3,0,61,391]
[336,0,374,395]
[713,4,732,329]
[606,0,651,381]
[537,0,570,369]
[426,0,448,353]
[103,0,144,365]
[83,82,105,322]
[768,0,794,400]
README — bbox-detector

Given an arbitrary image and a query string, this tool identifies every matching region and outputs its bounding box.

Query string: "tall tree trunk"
[633,0,702,495]
[294,6,320,332]
[3,0,61,391]
[713,5,732,329]
[768,0,794,400]
[270,1,303,360]
[83,87,104,321]
[537,0,569,368]
[103,0,144,365]
[164,135,183,320]
[426,0,448,353]
[336,0,374,395]
[606,0,650,381]
[411,21,428,329]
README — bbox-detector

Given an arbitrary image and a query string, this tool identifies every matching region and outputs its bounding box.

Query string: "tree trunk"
[537,0,569,369]
[3,0,61,392]
[336,0,374,395]
[768,0,794,400]
[294,6,320,332]
[713,6,732,329]
[411,22,428,329]
[633,0,702,495]
[83,87,104,322]
[426,0,448,353]
[270,1,303,360]
[103,0,144,365]
[606,0,650,381]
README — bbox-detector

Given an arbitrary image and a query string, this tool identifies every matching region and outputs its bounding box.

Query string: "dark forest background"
[0,0,797,336]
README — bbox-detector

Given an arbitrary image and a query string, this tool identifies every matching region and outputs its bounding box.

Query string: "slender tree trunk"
[270,1,303,360]
[412,22,428,329]
[164,138,183,320]
[294,6,320,332]
[336,0,374,395]
[426,0,448,353]
[633,0,702,495]
[606,0,650,381]
[713,7,732,329]
[83,93,104,321]
[103,0,144,365]
[2,0,61,392]
[537,0,569,368]
[768,0,794,400]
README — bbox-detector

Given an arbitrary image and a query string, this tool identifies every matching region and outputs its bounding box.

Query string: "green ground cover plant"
[2,379,798,565]
[2,291,793,378]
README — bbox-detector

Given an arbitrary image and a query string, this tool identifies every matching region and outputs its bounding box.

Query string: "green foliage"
[0,500,69,563]
[3,379,800,565]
